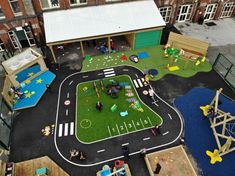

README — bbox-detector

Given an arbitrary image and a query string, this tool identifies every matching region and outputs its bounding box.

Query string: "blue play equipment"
[175,88,235,176]
[16,64,41,83]
[120,111,128,117]
[138,52,149,59]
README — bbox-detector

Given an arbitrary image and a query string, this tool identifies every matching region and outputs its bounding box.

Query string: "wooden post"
[132,33,136,49]
[49,45,57,63]
[80,41,85,57]
[108,36,111,53]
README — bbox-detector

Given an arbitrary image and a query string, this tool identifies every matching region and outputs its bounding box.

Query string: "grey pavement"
[175,18,235,64]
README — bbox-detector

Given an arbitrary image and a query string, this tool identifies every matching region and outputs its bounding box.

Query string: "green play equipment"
[110,104,118,112]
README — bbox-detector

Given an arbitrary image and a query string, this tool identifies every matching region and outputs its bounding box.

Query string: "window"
[159,6,172,23]
[40,0,60,9]
[176,4,193,22]
[204,4,218,21]
[70,0,87,6]
[9,0,21,15]
[0,39,5,52]
[220,2,235,18]
[0,5,5,19]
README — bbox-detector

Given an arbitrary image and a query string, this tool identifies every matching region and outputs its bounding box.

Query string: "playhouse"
[1,48,55,110]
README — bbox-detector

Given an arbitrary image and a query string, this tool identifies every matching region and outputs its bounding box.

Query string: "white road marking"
[163,131,169,136]
[147,116,153,126]
[97,149,105,153]
[70,122,74,135]
[152,101,159,107]
[133,80,139,88]
[137,79,143,87]
[104,71,115,75]
[67,92,69,98]
[141,78,145,82]
[58,124,63,137]
[122,143,129,146]
[69,80,73,85]
[82,75,88,78]
[64,123,68,136]
[105,74,116,77]
[135,74,138,78]
[124,122,129,132]
[103,68,114,72]
[66,109,69,116]
[123,69,129,71]
[143,137,150,141]
[116,124,120,135]
[97,73,103,76]
[168,113,172,120]
[107,126,112,137]
[132,120,137,130]
[140,118,145,128]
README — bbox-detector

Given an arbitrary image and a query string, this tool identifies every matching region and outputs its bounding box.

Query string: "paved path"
[54,65,183,166]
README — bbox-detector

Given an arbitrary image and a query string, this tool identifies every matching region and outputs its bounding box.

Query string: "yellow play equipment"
[200,88,235,164]
[166,64,180,71]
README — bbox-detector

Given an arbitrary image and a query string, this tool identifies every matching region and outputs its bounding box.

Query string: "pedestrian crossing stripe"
[103,68,116,78]
[58,122,74,137]
[133,78,145,88]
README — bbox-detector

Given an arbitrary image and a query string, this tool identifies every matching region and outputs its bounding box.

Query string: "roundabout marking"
[80,119,92,129]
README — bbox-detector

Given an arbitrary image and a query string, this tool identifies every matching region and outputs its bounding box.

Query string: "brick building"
[0,0,44,55]
[0,0,235,55]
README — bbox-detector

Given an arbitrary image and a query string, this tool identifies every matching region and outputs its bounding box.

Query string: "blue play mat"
[138,52,149,59]
[175,88,235,176]
[13,70,56,110]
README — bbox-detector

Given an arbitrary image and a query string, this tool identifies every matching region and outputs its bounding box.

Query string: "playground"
[76,75,162,143]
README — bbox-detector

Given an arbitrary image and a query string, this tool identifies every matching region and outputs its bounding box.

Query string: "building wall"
[1,0,235,52]
[0,0,43,53]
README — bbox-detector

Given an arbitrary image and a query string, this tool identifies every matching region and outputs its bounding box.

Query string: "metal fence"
[213,53,235,90]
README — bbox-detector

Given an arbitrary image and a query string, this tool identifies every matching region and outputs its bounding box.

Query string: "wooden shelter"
[43,0,165,62]
[1,48,47,109]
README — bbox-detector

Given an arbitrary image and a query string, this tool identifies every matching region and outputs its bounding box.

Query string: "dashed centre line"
[97,149,105,153]
[143,137,150,141]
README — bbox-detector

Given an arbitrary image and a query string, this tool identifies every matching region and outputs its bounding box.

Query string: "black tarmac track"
[9,64,234,176]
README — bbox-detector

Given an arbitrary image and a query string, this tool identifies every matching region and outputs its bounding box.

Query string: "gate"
[213,53,235,90]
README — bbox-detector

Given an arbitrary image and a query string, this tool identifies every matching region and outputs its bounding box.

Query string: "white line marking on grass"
[135,74,138,78]
[82,75,88,78]
[97,149,105,153]
[116,124,120,135]
[105,74,116,77]
[66,109,68,116]
[124,122,129,132]
[163,131,169,136]
[103,68,114,72]
[132,120,137,130]
[97,73,103,76]
[67,92,69,98]
[123,69,129,71]
[69,80,73,85]
[168,113,172,120]
[147,116,153,126]
[133,80,139,88]
[58,124,63,137]
[64,123,68,136]
[137,79,143,87]
[140,118,145,128]
[104,71,115,75]
[143,137,150,141]
[107,126,112,137]
[122,143,129,146]
[70,122,74,135]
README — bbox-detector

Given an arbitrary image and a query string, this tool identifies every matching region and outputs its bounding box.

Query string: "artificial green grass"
[76,75,162,143]
[81,45,212,80]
